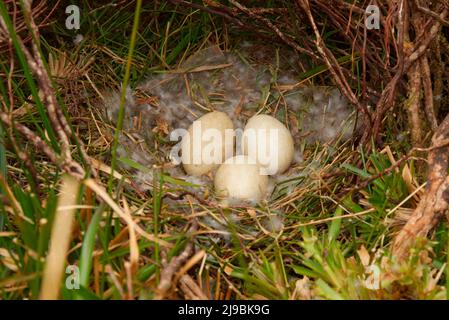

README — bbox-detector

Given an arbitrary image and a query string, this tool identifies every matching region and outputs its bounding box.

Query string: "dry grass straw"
[40,175,80,300]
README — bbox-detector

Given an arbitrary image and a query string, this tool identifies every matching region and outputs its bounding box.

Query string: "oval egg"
[241,114,294,175]
[214,155,268,206]
[181,111,234,176]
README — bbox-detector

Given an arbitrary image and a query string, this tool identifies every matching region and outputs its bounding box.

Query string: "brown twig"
[168,0,282,45]
[155,220,199,299]
[393,113,449,260]
[297,0,372,132]
[420,54,438,131]
[0,2,90,180]
[414,0,449,26]
[406,63,423,146]
[162,190,216,207]
[371,5,448,143]
[178,274,209,300]
[0,112,58,164]
[228,0,320,60]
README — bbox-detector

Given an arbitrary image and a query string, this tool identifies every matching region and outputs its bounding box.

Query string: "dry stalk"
[406,63,423,146]
[0,1,89,180]
[155,220,199,299]
[40,175,80,300]
[393,114,449,260]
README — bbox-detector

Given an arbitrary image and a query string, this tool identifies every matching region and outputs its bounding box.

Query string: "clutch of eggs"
[180,111,295,206]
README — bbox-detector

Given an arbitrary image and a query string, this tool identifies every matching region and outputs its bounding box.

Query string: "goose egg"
[181,111,234,176]
[242,114,294,175]
[214,155,269,206]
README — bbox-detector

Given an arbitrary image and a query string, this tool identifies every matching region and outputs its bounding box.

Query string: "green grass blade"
[78,204,104,292]
[108,0,143,193]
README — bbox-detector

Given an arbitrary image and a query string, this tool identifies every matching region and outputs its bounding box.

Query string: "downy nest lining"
[102,45,359,200]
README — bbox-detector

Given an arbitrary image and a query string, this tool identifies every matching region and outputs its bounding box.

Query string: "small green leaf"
[316,279,344,300]
[328,207,343,244]
[118,157,151,173]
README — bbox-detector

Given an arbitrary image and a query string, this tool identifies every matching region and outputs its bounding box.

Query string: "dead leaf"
[357,245,370,267]
[0,248,19,271]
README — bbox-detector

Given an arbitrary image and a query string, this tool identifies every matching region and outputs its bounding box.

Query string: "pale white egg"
[181,111,234,176]
[214,155,269,206]
[242,114,294,175]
